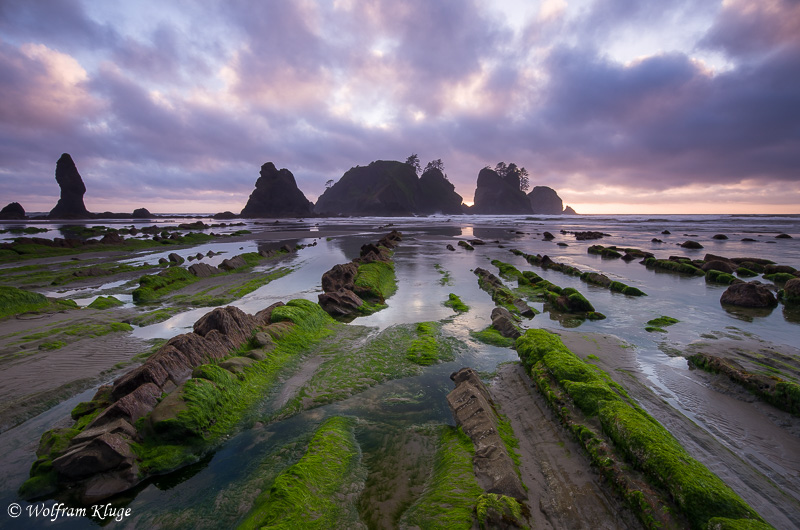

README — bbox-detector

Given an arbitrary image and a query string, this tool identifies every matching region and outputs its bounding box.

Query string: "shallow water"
[1,214,798,528]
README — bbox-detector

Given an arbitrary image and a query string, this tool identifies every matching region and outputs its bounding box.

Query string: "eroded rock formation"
[446,367,526,500]
[471,167,531,215]
[417,167,464,214]
[314,161,421,216]
[0,202,25,220]
[48,153,91,219]
[240,162,313,218]
[527,186,563,215]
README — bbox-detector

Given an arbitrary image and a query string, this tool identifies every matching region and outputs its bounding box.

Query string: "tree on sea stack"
[405,154,421,175]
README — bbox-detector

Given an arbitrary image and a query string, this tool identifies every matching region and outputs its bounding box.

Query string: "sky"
[1,0,799,215]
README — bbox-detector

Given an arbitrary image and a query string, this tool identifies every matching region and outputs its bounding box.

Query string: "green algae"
[133,267,198,304]
[764,272,796,284]
[470,326,516,348]
[516,329,767,529]
[0,286,77,319]
[434,263,453,286]
[736,267,758,278]
[476,493,525,530]
[237,416,362,530]
[354,260,397,315]
[706,270,740,285]
[643,257,705,276]
[406,322,452,366]
[136,300,337,474]
[399,426,483,529]
[129,307,183,326]
[87,295,124,310]
[646,316,679,333]
[444,293,469,313]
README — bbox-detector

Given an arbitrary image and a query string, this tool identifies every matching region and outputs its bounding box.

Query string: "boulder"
[446,244,455,251]
[543,231,555,240]
[701,260,736,274]
[782,278,800,304]
[220,357,256,375]
[193,306,258,347]
[681,240,704,249]
[318,288,364,316]
[219,255,248,271]
[471,167,531,215]
[240,162,313,218]
[52,433,135,480]
[528,186,564,214]
[720,281,778,308]
[490,307,521,339]
[321,262,358,293]
[417,167,464,214]
[0,202,25,220]
[188,263,222,278]
[775,233,792,239]
[48,153,92,219]
[254,301,286,326]
[764,264,796,275]
[712,234,728,240]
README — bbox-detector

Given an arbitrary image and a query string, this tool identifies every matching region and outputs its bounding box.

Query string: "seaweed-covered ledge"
[20,299,337,504]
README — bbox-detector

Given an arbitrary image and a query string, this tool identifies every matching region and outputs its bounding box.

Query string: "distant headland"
[1,153,577,220]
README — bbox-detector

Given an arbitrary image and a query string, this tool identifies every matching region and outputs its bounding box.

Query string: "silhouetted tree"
[424,159,445,173]
[405,154,421,175]
[495,161,508,176]
[325,179,334,189]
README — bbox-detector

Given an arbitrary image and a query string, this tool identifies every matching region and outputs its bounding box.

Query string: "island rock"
[240,162,313,218]
[471,167,531,214]
[48,153,92,219]
[0,202,25,220]
[314,160,421,216]
[417,167,463,214]
[528,186,564,214]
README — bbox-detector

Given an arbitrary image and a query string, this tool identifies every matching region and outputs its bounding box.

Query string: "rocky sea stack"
[528,186,564,214]
[417,167,464,214]
[48,153,91,219]
[240,162,313,218]
[471,167,531,214]
[0,202,25,220]
[314,160,422,216]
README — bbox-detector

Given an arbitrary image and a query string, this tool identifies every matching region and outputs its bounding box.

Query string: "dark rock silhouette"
[0,202,25,220]
[471,167,531,214]
[132,208,152,219]
[49,153,91,219]
[563,205,577,215]
[528,186,564,214]
[240,162,313,218]
[417,167,463,214]
[314,160,420,216]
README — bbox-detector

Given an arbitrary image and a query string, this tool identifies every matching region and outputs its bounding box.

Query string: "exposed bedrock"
[446,367,527,500]
[240,162,313,218]
[25,303,286,502]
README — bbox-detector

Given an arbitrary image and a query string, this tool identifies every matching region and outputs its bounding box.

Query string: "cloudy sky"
[1,0,798,214]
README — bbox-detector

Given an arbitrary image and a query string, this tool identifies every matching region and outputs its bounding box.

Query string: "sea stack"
[528,186,564,214]
[240,162,313,218]
[0,202,26,220]
[48,153,91,219]
[417,167,464,214]
[471,167,531,214]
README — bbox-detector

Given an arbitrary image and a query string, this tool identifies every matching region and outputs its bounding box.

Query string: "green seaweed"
[406,322,455,366]
[0,286,77,319]
[444,293,469,313]
[237,416,361,530]
[399,427,483,529]
[470,326,516,348]
[354,260,396,314]
[476,493,525,530]
[87,296,124,310]
[132,267,198,304]
[764,272,796,284]
[706,270,739,285]
[643,257,705,276]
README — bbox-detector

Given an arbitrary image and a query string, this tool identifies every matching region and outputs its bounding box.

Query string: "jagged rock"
[764,264,796,275]
[168,253,184,265]
[71,418,137,447]
[48,153,92,219]
[188,263,221,277]
[52,433,136,480]
[111,364,169,401]
[193,306,258,348]
[219,255,248,271]
[93,383,161,427]
[446,244,455,251]
[321,262,358,293]
[0,202,25,220]
[471,167,531,215]
[447,368,527,500]
[254,301,285,326]
[528,186,564,214]
[720,281,778,308]
[81,465,139,504]
[542,231,555,240]
[240,162,313,218]
[318,288,364,316]
[490,307,521,339]
[417,167,464,214]
[314,160,421,216]
[132,208,152,219]
[148,346,193,385]
[458,240,475,250]
[563,205,577,215]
